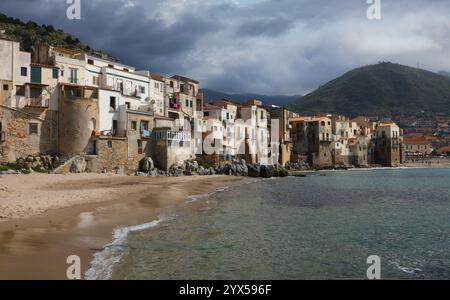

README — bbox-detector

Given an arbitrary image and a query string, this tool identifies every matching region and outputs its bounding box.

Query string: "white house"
[83,55,151,135]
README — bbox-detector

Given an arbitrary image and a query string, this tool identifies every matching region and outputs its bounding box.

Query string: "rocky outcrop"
[139,157,155,173]
[54,156,86,174]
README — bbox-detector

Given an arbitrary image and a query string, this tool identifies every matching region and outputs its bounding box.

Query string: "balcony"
[68,78,79,85]
[26,97,49,108]
[141,130,151,139]
[0,131,6,142]
[170,102,182,110]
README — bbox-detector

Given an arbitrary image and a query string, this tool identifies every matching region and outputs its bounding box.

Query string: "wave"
[84,219,163,280]
[391,261,422,276]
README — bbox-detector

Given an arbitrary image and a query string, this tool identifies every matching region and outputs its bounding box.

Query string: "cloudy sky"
[0,0,449,95]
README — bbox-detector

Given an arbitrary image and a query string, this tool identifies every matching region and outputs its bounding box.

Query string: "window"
[16,85,25,96]
[190,101,193,108]
[137,140,143,154]
[92,76,99,86]
[107,141,113,148]
[52,68,59,79]
[110,96,117,111]
[124,68,129,72]
[69,68,78,84]
[185,100,189,107]
[138,86,145,93]
[108,64,114,69]
[125,102,131,109]
[170,81,174,88]
[131,121,137,130]
[20,67,27,76]
[29,123,38,135]
[87,59,94,65]
[60,70,64,77]
[3,84,8,91]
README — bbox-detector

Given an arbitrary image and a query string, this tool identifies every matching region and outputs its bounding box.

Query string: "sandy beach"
[0,173,248,280]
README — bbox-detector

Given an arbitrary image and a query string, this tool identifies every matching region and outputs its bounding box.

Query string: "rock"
[52,156,61,169]
[259,165,274,178]
[149,169,159,177]
[247,164,260,177]
[69,156,87,173]
[139,157,154,173]
[278,168,289,177]
[209,167,216,175]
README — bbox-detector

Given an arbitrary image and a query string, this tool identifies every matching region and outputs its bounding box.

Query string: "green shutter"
[31,66,42,84]
[52,68,59,79]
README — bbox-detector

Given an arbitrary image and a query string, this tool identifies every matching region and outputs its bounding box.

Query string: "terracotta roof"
[404,136,431,145]
[437,146,450,153]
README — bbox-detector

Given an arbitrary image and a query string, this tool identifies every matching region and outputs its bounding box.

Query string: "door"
[112,120,118,136]
[31,66,42,84]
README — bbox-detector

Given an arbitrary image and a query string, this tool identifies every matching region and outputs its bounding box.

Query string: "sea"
[85,168,450,280]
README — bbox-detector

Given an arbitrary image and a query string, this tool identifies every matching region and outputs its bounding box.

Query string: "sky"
[0,0,449,95]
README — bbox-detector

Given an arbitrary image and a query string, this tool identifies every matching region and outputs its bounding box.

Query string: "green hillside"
[0,12,115,60]
[288,62,450,117]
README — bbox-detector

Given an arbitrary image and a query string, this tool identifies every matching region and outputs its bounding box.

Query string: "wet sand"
[0,174,247,280]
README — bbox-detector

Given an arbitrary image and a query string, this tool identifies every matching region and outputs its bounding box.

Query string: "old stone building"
[375,122,403,167]
[266,106,292,165]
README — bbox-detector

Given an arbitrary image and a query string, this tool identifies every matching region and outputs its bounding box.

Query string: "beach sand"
[0,173,247,280]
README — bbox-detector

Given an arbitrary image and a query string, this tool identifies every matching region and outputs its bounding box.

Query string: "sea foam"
[84,219,163,280]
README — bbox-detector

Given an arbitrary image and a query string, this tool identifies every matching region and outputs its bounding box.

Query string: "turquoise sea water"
[109,168,450,280]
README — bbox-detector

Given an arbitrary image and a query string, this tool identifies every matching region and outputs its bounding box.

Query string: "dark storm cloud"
[236,17,295,37]
[1,0,449,95]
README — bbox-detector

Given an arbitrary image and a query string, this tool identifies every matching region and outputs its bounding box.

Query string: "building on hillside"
[0,38,30,108]
[239,100,269,165]
[403,136,433,159]
[266,105,292,165]
[306,117,333,168]
[375,122,403,167]
[149,73,166,116]
[0,39,58,162]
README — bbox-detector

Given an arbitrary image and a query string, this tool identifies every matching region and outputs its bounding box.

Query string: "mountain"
[201,88,301,107]
[0,12,115,60]
[288,62,450,117]
[438,71,450,78]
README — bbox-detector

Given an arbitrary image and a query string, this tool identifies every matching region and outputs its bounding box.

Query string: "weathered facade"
[375,123,403,167]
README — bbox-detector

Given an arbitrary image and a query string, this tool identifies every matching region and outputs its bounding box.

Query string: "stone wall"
[86,136,128,174]
[0,106,56,163]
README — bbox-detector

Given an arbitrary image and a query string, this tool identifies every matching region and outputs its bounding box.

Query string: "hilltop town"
[0,36,409,177]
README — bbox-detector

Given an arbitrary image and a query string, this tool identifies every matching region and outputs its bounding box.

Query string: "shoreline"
[0,173,249,280]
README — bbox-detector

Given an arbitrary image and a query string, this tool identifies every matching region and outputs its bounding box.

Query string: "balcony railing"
[69,78,79,84]
[154,130,191,142]
[27,97,49,108]
[0,131,6,142]
[170,103,182,110]
[140,129,151,139]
